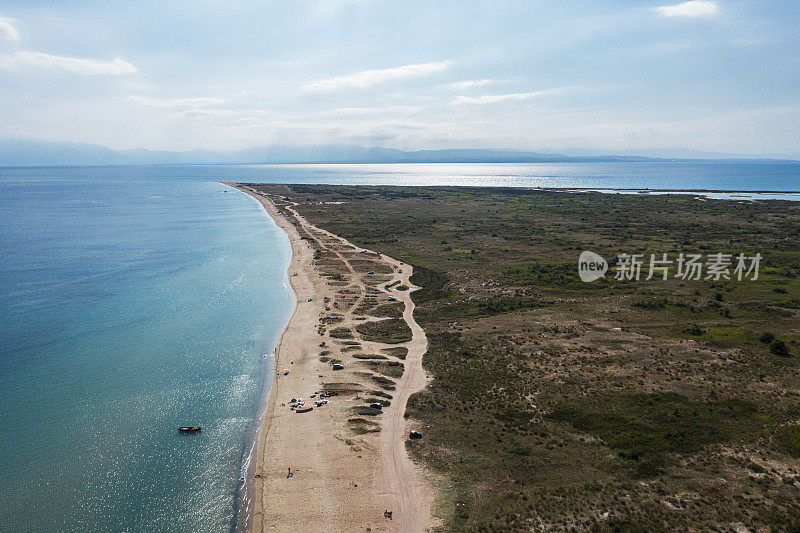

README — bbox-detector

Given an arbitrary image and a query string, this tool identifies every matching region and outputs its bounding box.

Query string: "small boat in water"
[179,426,202,432]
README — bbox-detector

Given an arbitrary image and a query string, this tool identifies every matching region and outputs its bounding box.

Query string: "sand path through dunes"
[231,185,435,533]
[283,203,434,533]
[376,262,431,532]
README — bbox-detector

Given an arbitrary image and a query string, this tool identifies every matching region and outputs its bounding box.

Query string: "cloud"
[128,96,226,109]
[176,108,237,118]
[0,14,136,77]
[655,0,719,17]
[311,0,374,16]
[449,79,494,90]
[454,89,562,105]
[0,51,137,74]
[326,105,423,115]
[0,14,20,41]
[303,61,448,91]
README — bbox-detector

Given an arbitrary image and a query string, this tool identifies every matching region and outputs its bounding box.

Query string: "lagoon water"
[1,161,799,532]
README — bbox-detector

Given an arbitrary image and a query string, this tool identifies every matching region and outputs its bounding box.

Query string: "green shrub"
[409,265,449,303]
[355,319,412,344]
[329,327,354,339]
[683,323,705,336]
[501,262,577,287]
[633,297,670,309]
[777,425,800,455]
[438,297,551,319]
[770,339,790,356]
[368,304,403,318]
[548,393,757,478]
[381,346,408,359]
[362,360,404,378]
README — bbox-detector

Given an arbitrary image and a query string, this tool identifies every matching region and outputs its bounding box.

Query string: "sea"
[1,161,799,532]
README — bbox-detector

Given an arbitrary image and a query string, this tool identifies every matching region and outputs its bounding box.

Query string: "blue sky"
[0,0,798,156]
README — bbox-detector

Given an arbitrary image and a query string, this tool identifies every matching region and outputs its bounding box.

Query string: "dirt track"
[232,185,435,533]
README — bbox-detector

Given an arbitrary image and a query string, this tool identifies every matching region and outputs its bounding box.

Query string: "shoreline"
[231,186,310,533]
[233,354,274,533]
[225,183,295,533]
[228,183,435,532]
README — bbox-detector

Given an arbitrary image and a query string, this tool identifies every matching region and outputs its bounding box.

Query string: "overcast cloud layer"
[0,0,797,156]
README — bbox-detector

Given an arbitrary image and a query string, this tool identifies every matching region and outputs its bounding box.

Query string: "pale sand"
[231,184,435,533]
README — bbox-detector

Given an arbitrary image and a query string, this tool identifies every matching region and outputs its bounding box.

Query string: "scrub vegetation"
[249,184,800,531]
[355,318,413,344]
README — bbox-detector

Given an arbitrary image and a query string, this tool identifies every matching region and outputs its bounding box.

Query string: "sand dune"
[232,184,435,533]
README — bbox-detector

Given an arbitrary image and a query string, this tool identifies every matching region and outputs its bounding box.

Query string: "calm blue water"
[1,161,799,532]
[1,160,799,191]
[0,177,292,532]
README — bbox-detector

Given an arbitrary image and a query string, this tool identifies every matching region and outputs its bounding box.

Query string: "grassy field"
[248,184,800,531]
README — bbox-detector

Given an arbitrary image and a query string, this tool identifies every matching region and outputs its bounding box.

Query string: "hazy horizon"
[3,138,800,166]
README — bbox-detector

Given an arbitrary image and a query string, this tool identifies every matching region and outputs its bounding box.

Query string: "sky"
[0,0,798,156]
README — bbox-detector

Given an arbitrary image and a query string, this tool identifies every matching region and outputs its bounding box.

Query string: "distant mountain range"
[0,139,797,166]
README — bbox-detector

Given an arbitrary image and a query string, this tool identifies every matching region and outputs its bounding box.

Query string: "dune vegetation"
[249,184,800,531]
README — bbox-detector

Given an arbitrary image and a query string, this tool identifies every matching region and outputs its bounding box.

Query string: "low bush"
[770,339,790,356]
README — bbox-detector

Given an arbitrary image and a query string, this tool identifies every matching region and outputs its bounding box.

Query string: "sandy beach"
[231,184,435,532]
